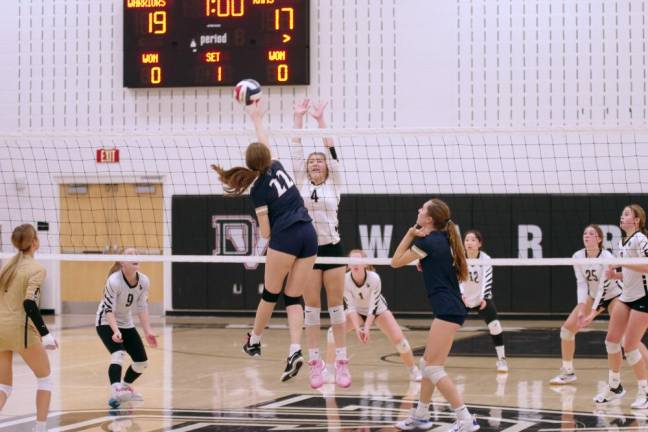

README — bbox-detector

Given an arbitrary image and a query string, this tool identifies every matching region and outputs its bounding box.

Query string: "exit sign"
[96,149,120,163]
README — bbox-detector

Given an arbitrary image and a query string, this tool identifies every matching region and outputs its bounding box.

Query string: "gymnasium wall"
[172,193,648,314]
[1,1,648,312]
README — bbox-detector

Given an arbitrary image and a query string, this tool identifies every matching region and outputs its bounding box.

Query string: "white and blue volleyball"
[233,79,262,106]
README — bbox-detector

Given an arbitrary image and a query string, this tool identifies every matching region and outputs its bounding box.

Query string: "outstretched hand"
[294,98,310,116]
[309,101,329,123]
[245,99,266,122]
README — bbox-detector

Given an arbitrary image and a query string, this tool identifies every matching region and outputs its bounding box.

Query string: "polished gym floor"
[0,315,646,431]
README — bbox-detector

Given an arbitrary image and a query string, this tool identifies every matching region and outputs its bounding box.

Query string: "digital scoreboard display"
[123,0,310,88]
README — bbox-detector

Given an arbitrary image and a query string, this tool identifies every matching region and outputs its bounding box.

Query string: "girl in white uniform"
[96,249,157,407]
[325,249,422,381]
[460,230,508,373]
[591,205,648,409]
[292,99,350,389]
[549,224,624,385]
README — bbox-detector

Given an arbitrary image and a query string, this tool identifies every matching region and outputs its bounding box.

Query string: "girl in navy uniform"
[212,100,318,382]
[291,99,350,389]
[391,199,479,432]
[592,205,648,409]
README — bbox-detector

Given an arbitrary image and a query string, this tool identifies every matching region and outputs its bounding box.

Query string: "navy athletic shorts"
[269,221,318,258]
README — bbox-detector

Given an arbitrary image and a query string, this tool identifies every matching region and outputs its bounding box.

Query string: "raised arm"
[290,98,309,185]
[309,101,342,186]
[245,101,271,153]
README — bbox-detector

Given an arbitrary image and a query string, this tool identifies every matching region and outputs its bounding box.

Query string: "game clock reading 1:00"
[123,0,310,87]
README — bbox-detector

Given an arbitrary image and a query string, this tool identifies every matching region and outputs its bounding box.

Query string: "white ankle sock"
[308,348,320,361]
[289,344,301,356]
[249,333,261,345]
[335,347,347,361]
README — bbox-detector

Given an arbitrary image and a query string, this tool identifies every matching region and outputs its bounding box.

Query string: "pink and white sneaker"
[308,359,326,389]
[121,384,144,401]
[335,359,352,388]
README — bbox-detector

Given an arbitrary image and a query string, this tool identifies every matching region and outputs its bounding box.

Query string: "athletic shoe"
[280,350,304,382]
[549,368,577,385]
[631,391,648,409]
[496,358,509,373]
[449,415,480,432]
[243,333,261,357]
[409,366,423,382]
[121,384,143,401]
[594,384,626,404]
[395,411,433,430]
[308,359,326,389]
[335,359,352,388]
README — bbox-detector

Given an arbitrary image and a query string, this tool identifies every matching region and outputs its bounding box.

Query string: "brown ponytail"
[425,199,468,282]
[0,224,37,291]
[107,262,121,278]
[211,142,272,196]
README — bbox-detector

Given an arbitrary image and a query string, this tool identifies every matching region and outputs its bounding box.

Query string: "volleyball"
[233,79,262,106]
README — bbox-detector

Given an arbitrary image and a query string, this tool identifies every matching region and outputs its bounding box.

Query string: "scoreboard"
[123,0,310,87]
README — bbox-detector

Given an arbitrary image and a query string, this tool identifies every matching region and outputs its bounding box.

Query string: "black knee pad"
[262,288,280,303]
[283,293,303,306]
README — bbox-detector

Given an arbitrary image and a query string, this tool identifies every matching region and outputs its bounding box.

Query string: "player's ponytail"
[446,220,469,282]
[426,199,468,283]
[0,224,37,291]
[211,142,272,196]
[107,262,121,278]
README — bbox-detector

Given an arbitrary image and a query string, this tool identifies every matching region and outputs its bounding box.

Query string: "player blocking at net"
[0,224,57,432]
[212,98,318,382]
[291,99,351,389]
[391,199,479,432]
[96,248,157,408]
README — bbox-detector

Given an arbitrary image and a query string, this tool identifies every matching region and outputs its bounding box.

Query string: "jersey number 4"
[269,170,295,197]
[310,189,319,202]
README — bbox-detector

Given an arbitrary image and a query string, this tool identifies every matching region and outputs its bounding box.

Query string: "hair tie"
[446,218,452,225]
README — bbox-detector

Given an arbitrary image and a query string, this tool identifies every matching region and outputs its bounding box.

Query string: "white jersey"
[460,251,493,308]
[343,270,388,316]
[291,139,342,245]
[618,231,648,303]
[96,271,150,328]
[573,248,622,307]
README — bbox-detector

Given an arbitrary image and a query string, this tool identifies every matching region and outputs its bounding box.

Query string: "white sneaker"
[449,415,480,432]
[409,366,422,382]
[113,387,133,403]
[496,358,509,373]
[631,392,648,409]
[122,384,143,401]
[550,368,577,385]
[594,384,626,404]
[395,411,433,430]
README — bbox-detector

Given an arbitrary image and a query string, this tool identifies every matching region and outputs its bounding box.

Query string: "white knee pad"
[0,384,11,398]
[110,350,127,365]
[395,338,411,354]
[37,376,53,392]
[422,365,447,385]
[488,320,503,335]
[560,327,575,341]
[328,305,346,325]
[131,361,148,374]
[327,327,335,343]
[606,341,622,354]
[626,349,642,366]
[304,306,321,327]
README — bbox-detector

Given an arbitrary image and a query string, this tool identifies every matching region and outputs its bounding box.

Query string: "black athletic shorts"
[622,295,648,314]
[96,325,148,362]
[314,241,346,271]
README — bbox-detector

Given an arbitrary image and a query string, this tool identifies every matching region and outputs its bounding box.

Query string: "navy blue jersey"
[412,231,466,317]
[250,160,312,233]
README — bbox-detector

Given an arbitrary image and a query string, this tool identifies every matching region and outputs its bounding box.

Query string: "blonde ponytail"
[446,220,468,282]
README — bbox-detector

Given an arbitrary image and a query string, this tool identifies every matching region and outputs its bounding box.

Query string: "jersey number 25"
[269,170,295,197]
